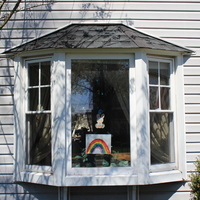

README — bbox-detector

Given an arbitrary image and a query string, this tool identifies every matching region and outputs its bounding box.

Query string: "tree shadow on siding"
[1,0,54,52]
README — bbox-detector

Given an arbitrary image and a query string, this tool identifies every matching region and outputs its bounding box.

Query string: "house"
[0,1,200,199]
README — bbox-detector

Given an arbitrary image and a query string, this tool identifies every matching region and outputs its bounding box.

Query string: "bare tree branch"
[0,0,7,12]
[0,0,21,30]
[16,0,54,13]
[0,0,54,30]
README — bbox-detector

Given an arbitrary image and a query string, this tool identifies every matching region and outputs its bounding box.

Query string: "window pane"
[28,63,39,86]
[71,60,130,168]
[41,87,51,110]
[150,86,159,110]
[160,62,170,85]
[41,61,51,85]
[161,87,170,110]
[28,88,38,111]
[26,113,51,166]
[149,61,158,85]
[150,113,174,165]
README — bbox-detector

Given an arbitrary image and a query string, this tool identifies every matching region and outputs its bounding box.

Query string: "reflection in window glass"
[149,61,158,85]
[26,113,51,166]
[71,60,130,168]
[149,86,159,110]
[160,62,170,85]
[28,63,39,86]
[149,60,174,165]
[26,60,51,166]
[150,113,174,164]
[41,61,51,85]
[161,87,170,110]
[28,88,39,111]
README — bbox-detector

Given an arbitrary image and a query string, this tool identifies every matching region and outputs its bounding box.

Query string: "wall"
[0,0,200,199]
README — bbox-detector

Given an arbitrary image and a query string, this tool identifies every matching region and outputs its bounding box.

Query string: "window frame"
[25,57,53,173]
[66,54,137,176]
[148,57,177,172]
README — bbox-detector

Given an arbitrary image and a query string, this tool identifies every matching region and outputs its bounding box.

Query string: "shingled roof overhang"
[4,24,193,54]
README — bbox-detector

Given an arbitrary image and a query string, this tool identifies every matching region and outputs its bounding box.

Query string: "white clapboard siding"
[185,86,200,94]
[184,67,200,75]
[0,59,14,67]
[187,162,197,172]
[0,68,14,77]
[3,2,198,11]
[187,153,200,162]
[184,57,200,65]
[0,125,13,134]
[186,143,200,153]
[0,96,13,105]
[0,87,13,95]
[0,135,13,144]
[0,116,13,125]
[185,95,200,104]
[10,11,200,21]
[185,105,200,113]
[186,133,200,142]
[185,77,200,85]
[0,175,13,183]
[186,124,200,133]
[0,165,13,174]
[1,0,200,199]
[0,106,13,115]
[0,145,13,154]
[0,155,14,164]
[185,114,200,123]
[0,77,14,86]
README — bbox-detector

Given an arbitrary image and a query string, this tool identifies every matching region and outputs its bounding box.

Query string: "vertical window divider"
[39,62,41,111]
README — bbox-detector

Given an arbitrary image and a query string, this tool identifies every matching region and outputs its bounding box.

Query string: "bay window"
[12,52,186,186]
[9,24,191,187]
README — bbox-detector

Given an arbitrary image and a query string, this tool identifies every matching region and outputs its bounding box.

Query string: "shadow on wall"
[1,0,54,52]
[139,181,190,200]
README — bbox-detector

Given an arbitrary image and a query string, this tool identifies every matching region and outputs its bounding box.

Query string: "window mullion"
[39,63,41,111]
[158,62,161,110]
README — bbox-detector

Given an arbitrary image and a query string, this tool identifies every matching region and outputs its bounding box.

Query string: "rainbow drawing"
[86,134,111,155]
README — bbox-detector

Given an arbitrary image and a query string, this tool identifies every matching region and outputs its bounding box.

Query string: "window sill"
[17,170,184,186]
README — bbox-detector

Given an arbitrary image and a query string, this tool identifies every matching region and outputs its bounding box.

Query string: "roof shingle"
[4,24,193,54]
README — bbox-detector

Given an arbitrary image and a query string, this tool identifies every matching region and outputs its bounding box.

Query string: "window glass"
[71,60,130,168]
[160,62,170,85]
[41,87,50,110]
[150,113,174,164]
[149,60,174,165]
[149,86,159,110]
[26,60,51,166]
[28,63,39,86]
[149,61,158,85]
[28,88,39,111]
[41,61,51,85]
[26,113,51,166]
[161,87,170,110]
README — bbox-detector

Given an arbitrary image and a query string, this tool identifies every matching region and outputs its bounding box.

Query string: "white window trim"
[13,50,187,186]
[24,57,53,172]
[66,54,137,176]
[148,57,177,172]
